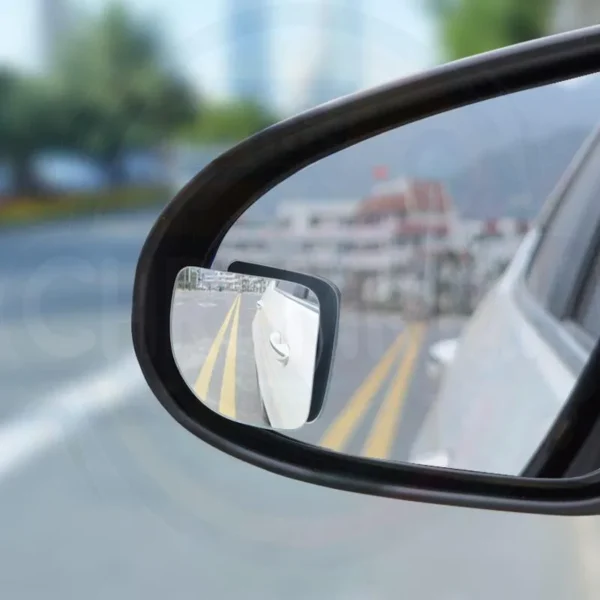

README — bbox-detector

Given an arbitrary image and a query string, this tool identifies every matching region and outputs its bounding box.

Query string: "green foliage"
[0,1,278,198]
[0,185,167,227]
[0,71,60,194]
[430,0,554,60]
[180,100,278,143]
[51,3,198,170]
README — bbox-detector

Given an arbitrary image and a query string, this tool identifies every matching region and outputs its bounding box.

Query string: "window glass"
[527,140,600,313]
[274,280,296,294]
[306,289,319,305]
[292,283,309,299]
[275,280,318,304]
[572,243,600,338]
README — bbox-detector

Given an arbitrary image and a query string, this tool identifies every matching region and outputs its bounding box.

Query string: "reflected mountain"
[247,73,600,220]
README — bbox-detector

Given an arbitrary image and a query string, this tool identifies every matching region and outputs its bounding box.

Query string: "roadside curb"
[0,190,167,232]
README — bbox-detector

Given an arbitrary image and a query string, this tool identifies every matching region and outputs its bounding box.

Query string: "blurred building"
[195,269,237,290]
[189,268,269,293]
[39,0,75,70]
[229,0,270,106]
[167,144,232,194]
[305,0,363,108]
[552,0,600,33]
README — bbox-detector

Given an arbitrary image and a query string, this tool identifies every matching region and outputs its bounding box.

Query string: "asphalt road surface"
[172,289,266,426]
[0,208,593,599]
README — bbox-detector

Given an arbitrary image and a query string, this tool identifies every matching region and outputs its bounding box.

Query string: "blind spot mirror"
[171,266,322,429]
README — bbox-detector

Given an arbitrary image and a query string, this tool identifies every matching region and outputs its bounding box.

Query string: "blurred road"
[0,210,587,599]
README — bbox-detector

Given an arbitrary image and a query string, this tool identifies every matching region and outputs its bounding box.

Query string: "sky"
[0,0,439,113]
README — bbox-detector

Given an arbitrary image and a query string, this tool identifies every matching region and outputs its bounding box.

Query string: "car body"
[251,280,320,430]
[411,125,600,476]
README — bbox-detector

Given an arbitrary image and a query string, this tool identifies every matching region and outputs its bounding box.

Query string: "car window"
[275,280,318,305]
[274,280,297,295]
[526,136,600,316]
[572,243,600,339]
[306,289,319,305]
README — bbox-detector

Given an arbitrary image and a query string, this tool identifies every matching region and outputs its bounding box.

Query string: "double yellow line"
[194,298,425,459]
[320,323,426,460]
[194,294,241,419]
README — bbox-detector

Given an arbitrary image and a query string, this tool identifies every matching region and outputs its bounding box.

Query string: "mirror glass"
[171,267,320,429]
[210,71,600,477]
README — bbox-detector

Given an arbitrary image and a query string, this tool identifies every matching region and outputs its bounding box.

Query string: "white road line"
[0,353,145,482]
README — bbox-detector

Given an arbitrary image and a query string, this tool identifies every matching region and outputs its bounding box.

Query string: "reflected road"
[172,288,456,462]
[172,290,265,424]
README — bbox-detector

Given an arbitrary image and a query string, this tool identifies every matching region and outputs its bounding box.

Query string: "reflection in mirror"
[171,267,320,430]
[210,71,600,477]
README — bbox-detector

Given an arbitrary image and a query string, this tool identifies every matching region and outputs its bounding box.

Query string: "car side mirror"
[133,25,600,516]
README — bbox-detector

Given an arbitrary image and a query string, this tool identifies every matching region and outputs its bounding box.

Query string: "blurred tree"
[429,0,554,60]
[52,3,198,182]
[0,3,275,196]
[180,100,277,143]
[0,70,61,195]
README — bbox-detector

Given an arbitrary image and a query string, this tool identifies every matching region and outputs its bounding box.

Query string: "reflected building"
[216,176,529,314]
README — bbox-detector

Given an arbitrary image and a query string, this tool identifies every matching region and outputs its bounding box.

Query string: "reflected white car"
[251,280,320,430]
[412,128,600,476]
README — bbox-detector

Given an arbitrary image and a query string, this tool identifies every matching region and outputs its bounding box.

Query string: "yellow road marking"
[362,323,426,460]
[320,330,408,452]
[219,292,242,418]
[193,294,240,401]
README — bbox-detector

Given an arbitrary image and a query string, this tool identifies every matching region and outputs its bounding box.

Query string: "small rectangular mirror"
[171,266,320,429]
